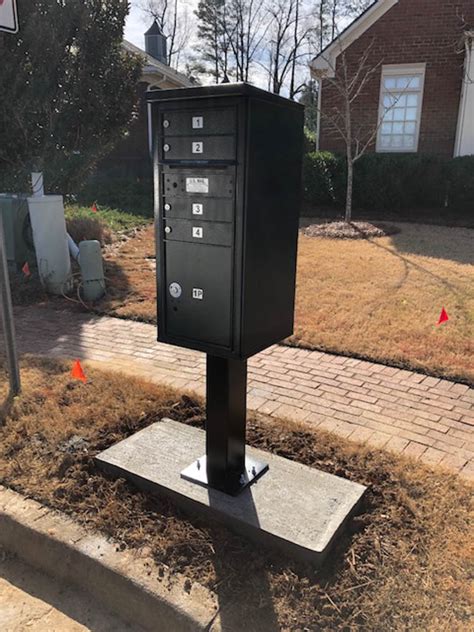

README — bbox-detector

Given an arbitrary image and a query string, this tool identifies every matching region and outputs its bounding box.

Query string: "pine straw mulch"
[302,221,400,240]
[0,357,472,631]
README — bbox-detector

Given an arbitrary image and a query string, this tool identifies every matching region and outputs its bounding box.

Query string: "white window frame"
[376,63,426,153]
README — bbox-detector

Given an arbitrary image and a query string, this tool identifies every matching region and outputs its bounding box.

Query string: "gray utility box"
[0,194,34,271]
[148,83,304,360]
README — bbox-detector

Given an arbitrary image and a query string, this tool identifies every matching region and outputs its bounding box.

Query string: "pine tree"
[299,80,319,135]
[195,0,228,83]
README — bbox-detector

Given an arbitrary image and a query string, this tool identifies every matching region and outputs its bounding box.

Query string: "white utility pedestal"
[27,195,72,295]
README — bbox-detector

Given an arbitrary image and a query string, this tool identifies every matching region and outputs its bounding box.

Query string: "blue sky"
[123,0,315,90]
[124,1,151,49]
[124,0,198,51]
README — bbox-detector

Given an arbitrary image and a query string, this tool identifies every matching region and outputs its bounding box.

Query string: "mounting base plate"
[181,455,269,496]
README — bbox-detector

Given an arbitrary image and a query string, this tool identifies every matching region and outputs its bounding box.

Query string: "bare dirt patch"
[0,357,472,631]
[302,220,399,240]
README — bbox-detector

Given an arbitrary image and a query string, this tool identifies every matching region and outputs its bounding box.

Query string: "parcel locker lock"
[164,203,171,211]
[169,282,182,298]
[164,226,172,234]
[163,119,170,128]
[163,144,171,152]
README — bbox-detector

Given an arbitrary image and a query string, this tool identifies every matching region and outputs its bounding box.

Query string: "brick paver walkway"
[5,305,474,480]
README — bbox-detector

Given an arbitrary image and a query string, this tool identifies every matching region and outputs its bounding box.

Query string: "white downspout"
[316,79,323,151]
[454,32,474,157]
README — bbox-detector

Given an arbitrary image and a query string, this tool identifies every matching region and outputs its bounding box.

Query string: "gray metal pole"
[0,216,21,395]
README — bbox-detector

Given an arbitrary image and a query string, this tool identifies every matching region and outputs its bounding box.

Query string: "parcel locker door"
[165,241,233,348]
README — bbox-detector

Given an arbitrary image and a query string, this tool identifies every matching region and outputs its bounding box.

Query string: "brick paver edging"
[5,305,474,480]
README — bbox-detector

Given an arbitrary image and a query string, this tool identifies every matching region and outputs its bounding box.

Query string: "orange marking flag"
[22,262,31,277]
[71,359,87,383]
[437,308,449,326]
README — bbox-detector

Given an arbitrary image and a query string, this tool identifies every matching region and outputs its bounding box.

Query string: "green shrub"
[353,153,448,211]
[447,156,474,212]
[303,151,474,221]
[303,151,345,206]
[76,171,154,218]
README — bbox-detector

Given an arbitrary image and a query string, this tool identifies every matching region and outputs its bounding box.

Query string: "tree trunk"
[345,159,353,223]
[345,84,353,223]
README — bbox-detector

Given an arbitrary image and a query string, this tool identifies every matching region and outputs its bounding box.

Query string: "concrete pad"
[96,419,367,565]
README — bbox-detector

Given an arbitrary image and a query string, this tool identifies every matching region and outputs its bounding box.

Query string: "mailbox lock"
[163,143,171,152]
[164,203,171,211]
[163,119,170,128]
[169,282,182,299]
[164,226,172,234]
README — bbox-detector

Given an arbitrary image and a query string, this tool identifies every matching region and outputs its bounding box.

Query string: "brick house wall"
[319,0,474,157]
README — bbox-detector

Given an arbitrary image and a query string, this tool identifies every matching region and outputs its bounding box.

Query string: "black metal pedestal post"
[181,355,268,495]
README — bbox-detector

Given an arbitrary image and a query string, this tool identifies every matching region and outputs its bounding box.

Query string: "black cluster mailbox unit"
[148,83,304,495]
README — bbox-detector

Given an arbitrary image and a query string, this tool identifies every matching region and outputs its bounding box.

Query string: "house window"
[377,64,426,152]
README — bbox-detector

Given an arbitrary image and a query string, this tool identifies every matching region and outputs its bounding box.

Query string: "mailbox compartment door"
[165,241,233,348]
[161,108,236,136]
[163,197,234,223]
[161,136,235,162]
[164,218,232,247]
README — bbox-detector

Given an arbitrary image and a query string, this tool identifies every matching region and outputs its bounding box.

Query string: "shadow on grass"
[346,221,470,304]
[97,258,135,311]
[388,224,474,266]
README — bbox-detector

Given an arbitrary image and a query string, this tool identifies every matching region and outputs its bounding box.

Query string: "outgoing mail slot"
[161,108,236,136]
[163,197,234,223]
[164,218,233,247]
[163,171,234,198]
[161,136,235,161]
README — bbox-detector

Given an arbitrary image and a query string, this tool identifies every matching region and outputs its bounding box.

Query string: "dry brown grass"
[100,226,157,321]
[293,224,474,383]
[0,357,473,631]
[96,222,474,383]
[66,216,114,245]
